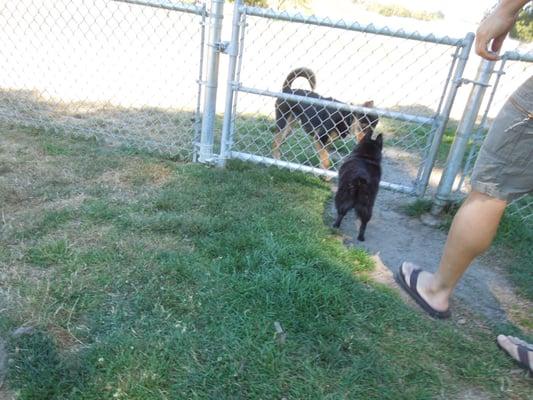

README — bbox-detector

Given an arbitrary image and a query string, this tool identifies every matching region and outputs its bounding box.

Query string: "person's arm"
[475,0,530,60]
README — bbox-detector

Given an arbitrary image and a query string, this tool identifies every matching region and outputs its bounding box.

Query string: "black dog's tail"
[282,67,316,92]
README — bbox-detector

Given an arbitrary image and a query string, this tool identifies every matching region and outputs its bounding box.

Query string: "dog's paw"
[357,235,365,242]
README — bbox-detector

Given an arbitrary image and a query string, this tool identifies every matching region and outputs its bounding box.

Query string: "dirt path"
[329,185,532,331]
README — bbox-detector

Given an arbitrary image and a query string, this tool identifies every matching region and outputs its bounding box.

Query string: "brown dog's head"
[353,100,379,143]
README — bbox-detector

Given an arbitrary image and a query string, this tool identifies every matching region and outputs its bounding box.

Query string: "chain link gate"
[452,51,533,224]
[0,0,208,160]
[217,0,474,196]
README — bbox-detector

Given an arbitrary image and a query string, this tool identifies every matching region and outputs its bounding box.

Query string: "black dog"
[333,132,383,241]
[273,67,379,170]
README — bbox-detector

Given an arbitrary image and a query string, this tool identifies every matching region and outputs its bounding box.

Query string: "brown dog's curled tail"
[282,67,316,92]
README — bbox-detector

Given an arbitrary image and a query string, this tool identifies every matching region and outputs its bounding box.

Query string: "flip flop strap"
[517,344,531,369]
[410,268,421,292]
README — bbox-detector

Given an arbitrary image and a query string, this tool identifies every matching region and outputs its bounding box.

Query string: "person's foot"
[497,335,533,373]
[396,262,451,318]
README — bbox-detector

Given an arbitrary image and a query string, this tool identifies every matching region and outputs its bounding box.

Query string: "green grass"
[1,126,532,399]
[401,198,433,217]
[495,210,533,303]
[24,239,74,268]
[42,140,72,156]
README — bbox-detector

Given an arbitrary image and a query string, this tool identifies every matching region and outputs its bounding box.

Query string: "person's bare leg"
[402,191,507,312]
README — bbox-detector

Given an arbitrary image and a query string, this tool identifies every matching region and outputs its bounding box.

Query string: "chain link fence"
[1,0,531,223]
[0,0,207,160]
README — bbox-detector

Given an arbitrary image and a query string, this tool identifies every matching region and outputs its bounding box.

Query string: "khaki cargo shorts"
[471,75,533,201]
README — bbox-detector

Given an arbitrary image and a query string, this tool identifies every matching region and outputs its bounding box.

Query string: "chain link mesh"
[226,8,467,190]
[0,0,206,160]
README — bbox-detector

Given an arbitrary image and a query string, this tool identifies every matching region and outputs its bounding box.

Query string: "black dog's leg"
[333,210,347,228]
[357,221,367,241]
[333,192,352,228]
[356,208,371,241]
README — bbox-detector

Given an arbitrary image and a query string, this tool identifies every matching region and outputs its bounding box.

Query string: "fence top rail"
[113,0,206,15]
[236,85,437,125]
[240,5,472,48]
[502,50,533,63]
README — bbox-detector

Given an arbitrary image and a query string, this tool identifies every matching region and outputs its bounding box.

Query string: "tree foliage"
[510,4,533,42]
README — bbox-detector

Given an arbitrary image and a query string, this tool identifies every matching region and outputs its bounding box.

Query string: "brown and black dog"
[273,67,379,170]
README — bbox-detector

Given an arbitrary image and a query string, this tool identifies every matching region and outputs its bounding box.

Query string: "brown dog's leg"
[314,140,330,170]
[355,130,365,143]
[273,116,293,160]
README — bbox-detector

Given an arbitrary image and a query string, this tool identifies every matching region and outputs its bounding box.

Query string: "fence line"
[1,0,530,223]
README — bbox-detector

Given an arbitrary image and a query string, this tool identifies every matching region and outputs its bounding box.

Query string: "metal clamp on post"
[460,78,492,87]
[214,41,230,53]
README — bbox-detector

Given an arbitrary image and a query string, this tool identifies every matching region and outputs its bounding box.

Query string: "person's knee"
[451,190,507,253]
[465,190,507,211]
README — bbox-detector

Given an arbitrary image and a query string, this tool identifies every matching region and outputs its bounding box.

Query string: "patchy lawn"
[0,125,531,399]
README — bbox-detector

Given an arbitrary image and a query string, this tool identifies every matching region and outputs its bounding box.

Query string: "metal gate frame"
[213,0,474,196]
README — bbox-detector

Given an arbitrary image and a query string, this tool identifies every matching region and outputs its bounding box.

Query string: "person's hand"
[475,7,518,61]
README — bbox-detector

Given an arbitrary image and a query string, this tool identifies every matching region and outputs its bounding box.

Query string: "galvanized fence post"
[199,0,225,163]
[218,0,243,167]
[432,58,496,212]
[415,32,474,196]
[193,2,209,162]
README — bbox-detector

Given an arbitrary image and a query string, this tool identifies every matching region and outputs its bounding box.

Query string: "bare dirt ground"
[328,185,533,333]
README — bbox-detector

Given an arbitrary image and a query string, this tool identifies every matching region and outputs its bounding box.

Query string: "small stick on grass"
[274,321,286,345]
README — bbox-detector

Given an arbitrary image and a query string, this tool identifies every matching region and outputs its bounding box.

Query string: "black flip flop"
[395,263,451,319]
[497,336,533,374]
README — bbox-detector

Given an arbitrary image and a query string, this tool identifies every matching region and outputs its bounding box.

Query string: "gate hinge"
[214,41,230,53]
